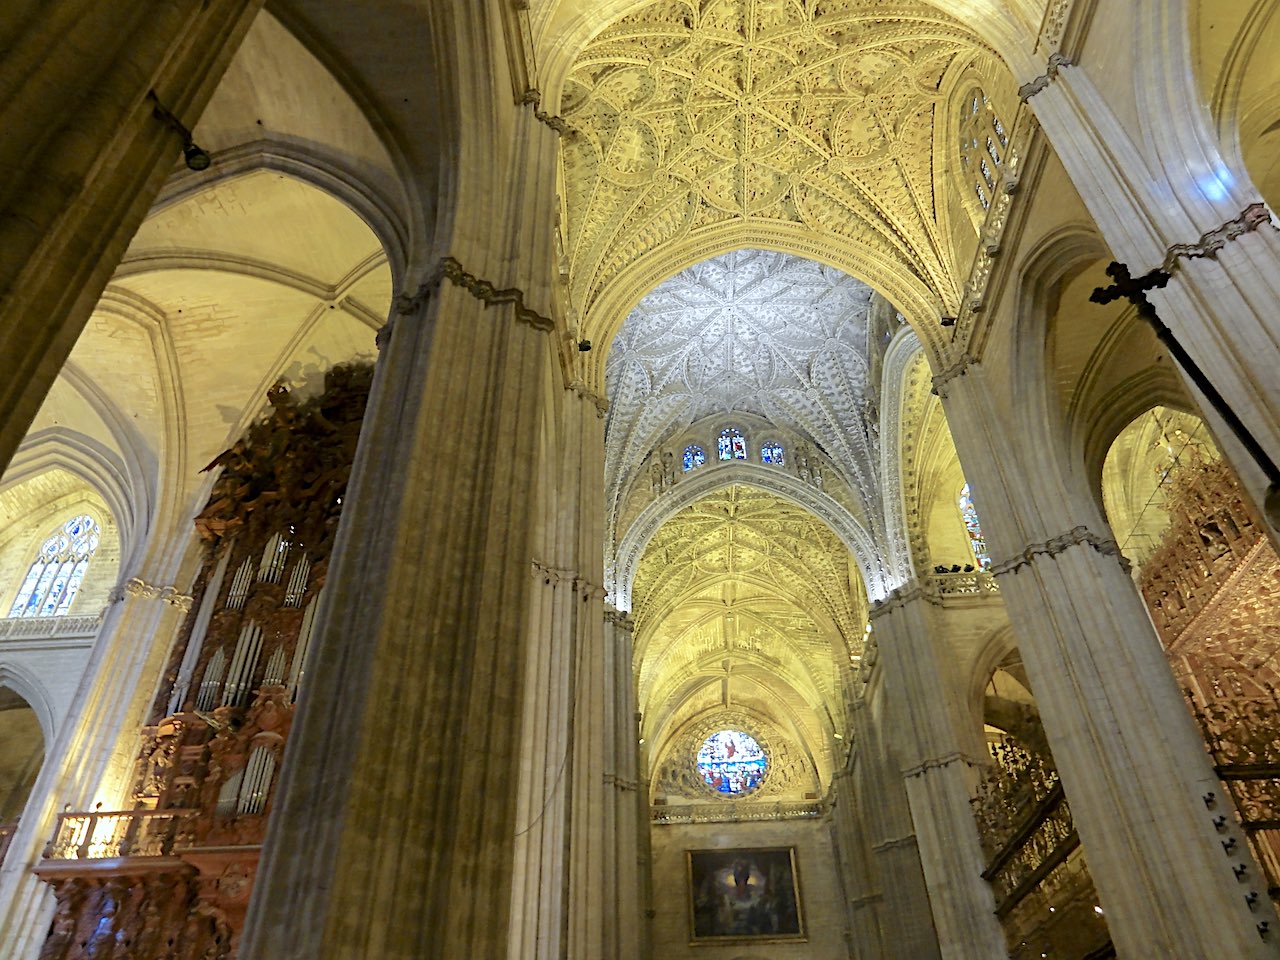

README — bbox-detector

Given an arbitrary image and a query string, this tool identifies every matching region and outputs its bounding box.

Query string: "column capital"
[1018,51,1074,101]
[519,88,573,138]
[1160,202,1276,274]
[901,750,985,780]
[530,559,605,598]
[565,378,609,417]
[604,608,635,631]
[991,524,1129,577]
[110,578,193,612]
[930,353,979,400]
[439,256,555,332]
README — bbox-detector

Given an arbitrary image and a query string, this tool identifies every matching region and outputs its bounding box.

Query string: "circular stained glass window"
[697,730,767,796]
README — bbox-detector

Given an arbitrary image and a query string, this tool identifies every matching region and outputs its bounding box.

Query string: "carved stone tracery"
[561,0,990,322]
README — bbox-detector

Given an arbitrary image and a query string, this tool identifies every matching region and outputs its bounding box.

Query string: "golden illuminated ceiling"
[633,484,865,777]
[560,0,987,323]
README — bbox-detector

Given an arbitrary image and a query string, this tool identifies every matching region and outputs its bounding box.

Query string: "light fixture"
[148,90,213,172]
[183,142,212,171]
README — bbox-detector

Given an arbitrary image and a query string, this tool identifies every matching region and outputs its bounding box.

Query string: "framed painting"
[686,847,805,944]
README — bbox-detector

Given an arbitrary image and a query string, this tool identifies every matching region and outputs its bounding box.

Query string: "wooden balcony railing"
[43,807,196,861]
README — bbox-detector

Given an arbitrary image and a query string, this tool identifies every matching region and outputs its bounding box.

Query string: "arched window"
[683,445,706,472]
[7,515,100,618]
[718,428,747,461]
[959,89,1009,211]
[959,483,992,571]
[760,441,785,465]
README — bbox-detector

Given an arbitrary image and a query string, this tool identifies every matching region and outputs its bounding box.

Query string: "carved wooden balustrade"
[44,808,196,860]
[35,364,371,960]
[971,737,1113,960]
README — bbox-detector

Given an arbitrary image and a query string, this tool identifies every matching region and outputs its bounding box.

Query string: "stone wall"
[648,817,848,959]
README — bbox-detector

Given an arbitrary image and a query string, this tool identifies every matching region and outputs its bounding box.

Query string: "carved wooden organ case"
[37,363,373,960]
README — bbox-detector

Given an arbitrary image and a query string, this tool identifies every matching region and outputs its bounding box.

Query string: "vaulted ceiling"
[632,484,865,779]
[560,0,990,326]
[605,249,884,538]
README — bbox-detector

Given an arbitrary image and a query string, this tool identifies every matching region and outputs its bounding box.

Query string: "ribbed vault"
[560,0,991,327]
[606,248,883,522]
[633,484,866,789]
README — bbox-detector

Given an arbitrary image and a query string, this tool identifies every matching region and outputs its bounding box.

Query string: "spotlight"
[950,564,962,573]
[149,90,213,172]
[578,339,592,352]
[183,142,212,171]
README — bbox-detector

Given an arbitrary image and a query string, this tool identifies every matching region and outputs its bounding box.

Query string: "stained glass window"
[958,484,992,571]
[684,445,706,472]
[697,729,767,796]
[761,441,784,465]
[7,514,100,618]
[959,89,1009,212]
[718,428,747,461]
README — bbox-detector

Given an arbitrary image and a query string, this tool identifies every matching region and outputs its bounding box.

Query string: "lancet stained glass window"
[718,428,747,461]
[684,445,706,472]
[761,441,785,465]
[960,88,1009,211]
[8,514,100,618]
[697,729,767,796]
[959,484,992,571]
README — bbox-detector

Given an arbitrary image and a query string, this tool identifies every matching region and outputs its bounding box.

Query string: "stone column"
[849,696,943,960]
[604,608,644,960]
[237,267,556,959]
[0,0,262,472]
[829,764,884,960]
[507,554,574,960]
[561,387,646,960]
[940,364,1280,958]
[0,576,193,955]
[868,587,1007,960]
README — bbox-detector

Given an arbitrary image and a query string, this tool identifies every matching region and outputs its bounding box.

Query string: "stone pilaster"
[940,365,1280,958]
[869,586,1006,960]
[0,0,262,473]
[238,268,555,959]
[849,697,943,960]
